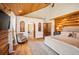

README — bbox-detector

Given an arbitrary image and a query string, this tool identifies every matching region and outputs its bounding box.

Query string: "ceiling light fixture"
[18,10,22,13]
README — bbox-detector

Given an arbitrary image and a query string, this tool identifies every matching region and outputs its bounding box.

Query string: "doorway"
[28,23,34,39]
[43,23,51,37]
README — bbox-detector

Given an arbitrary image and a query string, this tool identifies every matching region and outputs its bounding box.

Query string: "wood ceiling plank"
[1,3,49,16]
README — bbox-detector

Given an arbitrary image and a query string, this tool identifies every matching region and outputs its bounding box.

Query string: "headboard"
[62,26,79,32]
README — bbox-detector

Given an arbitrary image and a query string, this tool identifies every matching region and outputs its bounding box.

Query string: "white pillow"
[76,33,79,39]
[61,32,73,37]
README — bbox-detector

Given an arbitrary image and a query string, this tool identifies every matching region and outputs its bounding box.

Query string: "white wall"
[16,16,28,38]
[34,18,44,38]
[51,19,55,36]
[16,16,44,38]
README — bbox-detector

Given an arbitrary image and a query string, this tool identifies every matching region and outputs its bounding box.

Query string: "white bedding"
[44,35,79,55]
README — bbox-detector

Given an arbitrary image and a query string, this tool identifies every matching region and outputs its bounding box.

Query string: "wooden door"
[43,23,51,37]
[34,24,35,38]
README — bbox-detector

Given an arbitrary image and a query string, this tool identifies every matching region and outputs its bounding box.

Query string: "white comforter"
[44,35,79,55]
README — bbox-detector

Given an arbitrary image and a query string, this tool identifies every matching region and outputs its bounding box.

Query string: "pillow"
[68,33,73,37]
[76,33,79,39]
[73,32,76,38]
[61,32,73,37]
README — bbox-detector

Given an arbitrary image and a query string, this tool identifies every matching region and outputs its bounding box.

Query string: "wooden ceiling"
[0,3,49,16]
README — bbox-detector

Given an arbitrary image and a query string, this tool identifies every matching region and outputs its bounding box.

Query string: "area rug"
[28,41,58,55]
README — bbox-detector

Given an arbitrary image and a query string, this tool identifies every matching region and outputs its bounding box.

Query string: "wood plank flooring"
[13,38,44,55]
[13,42,32,55]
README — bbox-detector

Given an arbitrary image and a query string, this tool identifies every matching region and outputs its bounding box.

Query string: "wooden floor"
[13,38,44,55]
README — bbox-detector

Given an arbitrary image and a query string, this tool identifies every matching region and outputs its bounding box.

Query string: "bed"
[44,26,79,55]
